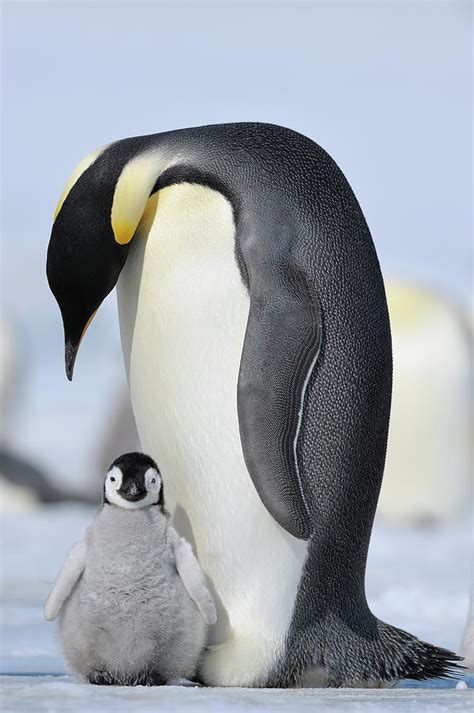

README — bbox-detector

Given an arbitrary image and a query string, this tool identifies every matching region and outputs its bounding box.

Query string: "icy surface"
[2,676,474,713]
[0,506,472,711]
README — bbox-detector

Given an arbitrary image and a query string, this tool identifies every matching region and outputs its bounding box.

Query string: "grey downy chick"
[44,452,217,685]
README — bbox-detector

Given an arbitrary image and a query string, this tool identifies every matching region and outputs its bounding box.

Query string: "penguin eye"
[110,476,116,482]
[151,478,156,484]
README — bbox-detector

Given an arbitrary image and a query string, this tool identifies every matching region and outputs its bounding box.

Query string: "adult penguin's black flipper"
[237,256,322,540]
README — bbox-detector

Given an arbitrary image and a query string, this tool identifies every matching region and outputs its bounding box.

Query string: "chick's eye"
[151,478,156,484]
[110,476,115,482]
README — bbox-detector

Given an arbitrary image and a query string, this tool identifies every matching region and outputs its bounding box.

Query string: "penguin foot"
[88,670,117,685]
[188,675,206,687]
[87,669,167,686]
[134,671,167,687]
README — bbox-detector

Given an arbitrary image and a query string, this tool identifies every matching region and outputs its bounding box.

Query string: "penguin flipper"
[172,532,217,626]
[237,261,322,540]
[44,540,87,621]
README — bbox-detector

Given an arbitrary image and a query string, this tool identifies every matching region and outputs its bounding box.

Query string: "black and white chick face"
[104,452,163,510]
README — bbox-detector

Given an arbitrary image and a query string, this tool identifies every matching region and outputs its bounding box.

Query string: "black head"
[104,452,164,510]
[46,137,161,380]
[46,148,131,380]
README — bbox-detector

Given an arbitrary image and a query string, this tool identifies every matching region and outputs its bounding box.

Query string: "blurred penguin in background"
[0,313,139,507]
[377,281,472,524]
[461,569,474,672]
[0,316,94,509]
[0,316,20,420]
[0,316,36,510]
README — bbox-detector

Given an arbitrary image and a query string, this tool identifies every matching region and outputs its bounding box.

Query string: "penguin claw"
[88,670,167,686]
[138,672,167,686]
[88,670,116,685]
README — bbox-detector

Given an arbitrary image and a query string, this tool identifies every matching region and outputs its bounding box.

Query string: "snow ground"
[1,505,472,712]
[2,675,474,713]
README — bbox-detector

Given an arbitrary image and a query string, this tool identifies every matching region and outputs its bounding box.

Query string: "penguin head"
[46,146,131,381]
[104,452,164,510]
[46,139,164,380]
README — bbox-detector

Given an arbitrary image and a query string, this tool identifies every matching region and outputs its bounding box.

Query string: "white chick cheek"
[145,468,161,503]
[105,467,123,502]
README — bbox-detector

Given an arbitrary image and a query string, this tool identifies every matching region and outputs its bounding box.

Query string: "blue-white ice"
[2,675,473,713]
[1,506,472,711]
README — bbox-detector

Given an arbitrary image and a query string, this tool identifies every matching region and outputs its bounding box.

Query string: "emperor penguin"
[44,452,217,685]
[46,123,461,687]
[0,317,95,510]
[378,281,472,523]
[461,570,474,672]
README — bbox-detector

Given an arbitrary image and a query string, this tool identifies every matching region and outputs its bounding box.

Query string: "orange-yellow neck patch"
[111,152,171,245]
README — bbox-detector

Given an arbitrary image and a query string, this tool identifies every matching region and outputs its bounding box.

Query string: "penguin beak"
[119,484,146,502]
[64,310,97,381]
[65,339,79,382]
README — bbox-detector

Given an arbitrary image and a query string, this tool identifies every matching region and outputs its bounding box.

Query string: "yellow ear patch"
[111,151,170,245]
[53,145,107,220]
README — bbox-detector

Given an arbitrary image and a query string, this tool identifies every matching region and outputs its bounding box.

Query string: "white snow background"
[1,506,472,712]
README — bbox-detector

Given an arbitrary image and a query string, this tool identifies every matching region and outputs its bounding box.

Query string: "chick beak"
[119,484,146,502]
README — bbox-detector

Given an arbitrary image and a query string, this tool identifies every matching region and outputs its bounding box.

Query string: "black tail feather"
[266,612,464,688]
[323,617,464,687]
[380,623,464,682]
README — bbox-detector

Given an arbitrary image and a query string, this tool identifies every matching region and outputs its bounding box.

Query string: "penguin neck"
[94,502,167,545]
[101,501,164,523]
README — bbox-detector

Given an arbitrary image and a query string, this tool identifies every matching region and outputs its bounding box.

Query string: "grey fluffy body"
[59,506,207,683]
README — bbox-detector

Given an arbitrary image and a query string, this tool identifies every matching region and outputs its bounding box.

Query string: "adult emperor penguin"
[378,281,472,523]
[46,123,461,687]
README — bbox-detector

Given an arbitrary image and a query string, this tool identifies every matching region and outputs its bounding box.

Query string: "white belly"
[117,183,307,685]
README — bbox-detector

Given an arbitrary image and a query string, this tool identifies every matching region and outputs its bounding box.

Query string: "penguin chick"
[44,452,217,686]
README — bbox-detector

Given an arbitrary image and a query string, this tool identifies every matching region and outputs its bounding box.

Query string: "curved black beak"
[63,310,97,381]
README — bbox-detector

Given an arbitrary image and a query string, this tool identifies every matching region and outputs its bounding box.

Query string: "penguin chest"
[117,183,307,677]
[117,185,251,539]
